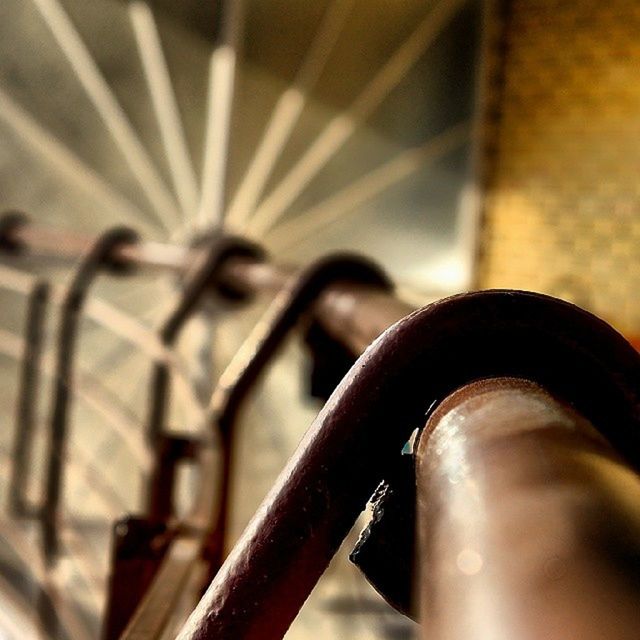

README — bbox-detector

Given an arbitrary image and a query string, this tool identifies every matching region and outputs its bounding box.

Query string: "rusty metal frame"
[199,252,392,576]
[41,225,139,563]
[177,290,640,639]
[114,253,390,639]
[145,234,263,446]
[5,220,640,638]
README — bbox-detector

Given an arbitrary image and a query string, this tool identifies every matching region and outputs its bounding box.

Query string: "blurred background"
[0,0,638,638]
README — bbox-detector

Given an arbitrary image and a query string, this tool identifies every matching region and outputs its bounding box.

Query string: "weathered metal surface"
[416,377,640,639]
[177,290,640,640]
[200,253,392,577]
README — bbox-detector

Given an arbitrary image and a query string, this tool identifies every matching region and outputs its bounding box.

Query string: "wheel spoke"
[224,0,355,232]
[130,1,199,220]
[248,0,464,235]
[198,0,244,230]
[31,0,181,229]
[265,121,470,249]
[0,87,163,234]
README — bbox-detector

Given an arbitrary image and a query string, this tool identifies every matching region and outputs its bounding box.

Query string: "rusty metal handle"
[41,225,139,564]
[199,252,392,576]
[416,377,640,640]
[177,290,640,640]
[145,234,263,446]
[115,254,391,640]
[9,279,50,516]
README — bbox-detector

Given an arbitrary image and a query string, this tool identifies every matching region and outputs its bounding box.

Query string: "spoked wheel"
[0,1,481,638]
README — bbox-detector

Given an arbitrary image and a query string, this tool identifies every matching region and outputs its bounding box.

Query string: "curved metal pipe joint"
[417,377,640,640]
[41,225,140,564]
[178,291,640,640]
[145,234,264,443]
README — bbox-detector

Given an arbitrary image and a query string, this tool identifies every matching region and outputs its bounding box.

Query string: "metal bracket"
[103,516,175,640]
[41,225,139,563]
[349,447,418,618]
[146,432,203,522]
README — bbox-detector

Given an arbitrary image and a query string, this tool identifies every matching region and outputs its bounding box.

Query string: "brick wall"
[478,0,640,340]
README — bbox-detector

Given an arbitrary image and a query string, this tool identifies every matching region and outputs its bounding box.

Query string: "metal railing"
[2,216,640,640]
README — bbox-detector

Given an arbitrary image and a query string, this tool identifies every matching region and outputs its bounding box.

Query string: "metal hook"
[41,225,139,564]
[177,290,640,640]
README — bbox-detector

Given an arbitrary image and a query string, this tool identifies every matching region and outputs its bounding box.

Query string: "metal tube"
[176,291,640,640]
[416,378,640,640]
[0,219,414,354]
[41,226,138,563]
[9,280,49,516]
[3,218,189,273]
[199,254,391,577]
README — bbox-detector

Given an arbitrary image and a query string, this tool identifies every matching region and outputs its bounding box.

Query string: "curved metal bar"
[177,290,640,640]
[0,261,50,518]
[195,253,392,576]
[42,225,139,564]
[9,279,49,516]
[145,234,263,445]
[119,253,391,640]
